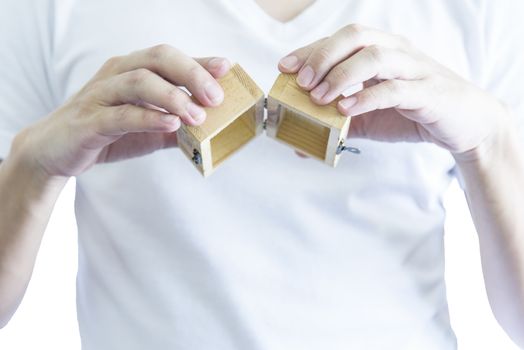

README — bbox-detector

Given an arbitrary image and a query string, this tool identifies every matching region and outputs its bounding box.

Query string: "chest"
[54,0,472,198]
[53,0,477,99]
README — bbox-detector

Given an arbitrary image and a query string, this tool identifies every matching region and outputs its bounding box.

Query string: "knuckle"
[140,109,165,129]
[365,45,385,63]
[328,66,351,84]
[385,80,402,93]
[101,56,123,72]
[166,87,186,106]
[81,80,103,98]
[139,109,152,123]
[166,87,181,101]
[148,44,173,60]
[309,47,332,68]
[142,110,160,124]
[186,64,207,82]
[315,47,332,62]
[343,23,365,38]
[127,68,151,87]
[360,88,379,104]
[11,127,32,154]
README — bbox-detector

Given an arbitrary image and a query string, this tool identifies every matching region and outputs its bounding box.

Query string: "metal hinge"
[192,149,202,165]
[336,141,361,155]
[262,97,269,129]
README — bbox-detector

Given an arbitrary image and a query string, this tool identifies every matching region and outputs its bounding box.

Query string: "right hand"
[11,44,231,177]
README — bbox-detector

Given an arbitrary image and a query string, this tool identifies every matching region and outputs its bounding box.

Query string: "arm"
[0,45,230,327]
[0,150,67,328]
[454,120,524,345]
[278,24,524,346]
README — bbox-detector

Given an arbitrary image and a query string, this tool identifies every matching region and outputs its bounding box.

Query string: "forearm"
[454,114,524,346]
[0,135,67,328]
[0,46,228,328]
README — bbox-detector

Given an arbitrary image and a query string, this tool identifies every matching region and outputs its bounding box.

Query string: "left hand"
[278,24,511,157]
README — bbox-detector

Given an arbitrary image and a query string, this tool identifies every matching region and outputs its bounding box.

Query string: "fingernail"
[279,55,298,70]
[297,66,315,88]
[311,81,330,101]
[338,96,358,110]
[204,82,224,104]
[186,102,206,123]
[208,57,225,70]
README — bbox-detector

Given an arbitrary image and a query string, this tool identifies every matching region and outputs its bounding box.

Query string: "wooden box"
[176,64,354,177]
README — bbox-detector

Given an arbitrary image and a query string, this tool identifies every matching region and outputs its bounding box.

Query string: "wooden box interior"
[275,107,330,161]
[210,105,257,167]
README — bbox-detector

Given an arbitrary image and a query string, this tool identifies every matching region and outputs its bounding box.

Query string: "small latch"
[192,149,202,165]
[264,97,268,109]
[336,141,361,155]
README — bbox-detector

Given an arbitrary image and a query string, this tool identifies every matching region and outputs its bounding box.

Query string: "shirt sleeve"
[0,0,56,159]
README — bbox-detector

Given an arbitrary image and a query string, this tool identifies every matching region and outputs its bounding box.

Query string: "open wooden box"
[176,64,354,177]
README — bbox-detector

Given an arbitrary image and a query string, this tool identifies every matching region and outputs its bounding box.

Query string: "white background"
[0,179,520,349]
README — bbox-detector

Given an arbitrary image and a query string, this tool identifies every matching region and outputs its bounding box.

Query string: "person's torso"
[49,0,484,348]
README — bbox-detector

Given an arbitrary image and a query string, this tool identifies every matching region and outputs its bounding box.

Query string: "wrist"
[4,129,68,192]
[452,104,516,169]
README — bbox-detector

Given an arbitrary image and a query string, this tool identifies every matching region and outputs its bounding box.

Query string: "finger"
[297,24,409,90]
[278,37,327,73]
[346,109,428,143]
[98,132,179,163]
[337,79,426,117]
[96,68,206,126]
[310,46,424,104]
[99,45,225,107]
[195,57,232,78]
[162,131,179,148]
[95,104,181,137]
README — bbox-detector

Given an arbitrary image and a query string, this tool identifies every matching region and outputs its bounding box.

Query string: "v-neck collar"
[220,0,340,43]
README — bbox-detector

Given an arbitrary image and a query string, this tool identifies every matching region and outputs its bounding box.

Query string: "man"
[1,0,523,349]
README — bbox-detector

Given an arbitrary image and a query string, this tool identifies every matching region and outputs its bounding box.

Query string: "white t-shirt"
[1,0,523,349]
